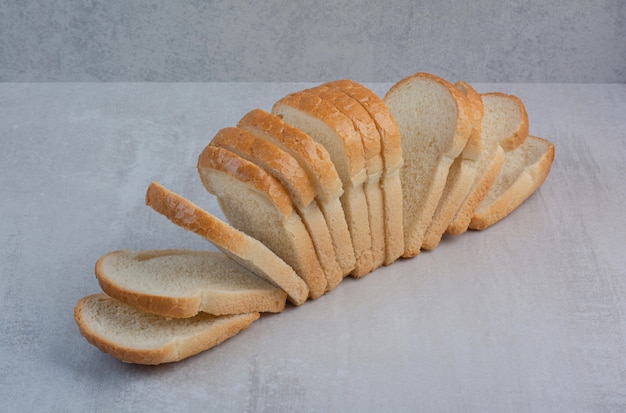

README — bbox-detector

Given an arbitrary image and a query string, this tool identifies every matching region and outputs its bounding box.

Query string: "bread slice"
[470,136,554,229]
[197,144,328,299]
[95,249,288,318]
[447,92,529,235]
[210,127,343,291]
[237,109,356,276]
[74,293,259,364]
[384,72,472,257]
[145,181,309,306]
[422,81,484,250]
[307,84,386,270]
[323,79,404,265]
[273,91,375,277]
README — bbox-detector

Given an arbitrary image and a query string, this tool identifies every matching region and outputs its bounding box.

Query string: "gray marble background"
[1,0,625,83]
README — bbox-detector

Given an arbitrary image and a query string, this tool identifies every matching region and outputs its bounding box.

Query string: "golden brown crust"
[210,127,316,208]
[145,181,309,306]
[198,142,293,217]
[324,79,403,171]
[273,90,367,185]
[454,81,483,160]
[309,84,383,173]
[94,250,287,318]
[74,294,259,365]
[237,109,343,201]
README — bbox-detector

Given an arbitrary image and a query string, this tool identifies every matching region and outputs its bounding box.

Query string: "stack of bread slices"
[74,73,554,365]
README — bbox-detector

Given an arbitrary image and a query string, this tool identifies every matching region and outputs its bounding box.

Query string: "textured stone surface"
[1,82,625,411]
[1,0,624,82]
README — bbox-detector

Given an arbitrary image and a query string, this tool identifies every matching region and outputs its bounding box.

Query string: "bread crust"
[481,92,529,152]
[95,249,287,318]
[238,109,343,201]
[273,91,367,186]
[145,181,309,306]
[210,127,316,208]
[198,143,293,217]
[74,294,259,365]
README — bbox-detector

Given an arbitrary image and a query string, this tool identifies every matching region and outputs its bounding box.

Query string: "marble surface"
[1,0,625,83]
[1,82,625,412]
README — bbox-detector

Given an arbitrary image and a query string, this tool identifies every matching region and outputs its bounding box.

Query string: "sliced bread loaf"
[323,79,404,265]
[470,136,554,229]
[447,92,529,235]
[95,249,288,318]
[197,144,328,299]
[384,72,472,257]
[273,91,375,277]
[74,293,259,364]
[236,109,356,276]
[422,81,484,250]
[210,127,343,291]
[145,181,309,306]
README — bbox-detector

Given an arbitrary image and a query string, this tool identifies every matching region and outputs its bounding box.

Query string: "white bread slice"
[384,72,472,257]
[74,293,259,365]
[210,127,343,291]
[422,81,484,250]
[323,79,404,265]
[273,91,375,277]
[470,136,554,229]
[447,92,529,235]
[308,84,386,270]
[197,144,328,299]
[236,109,356,276]
[145,181,309,306]
[95,249,288,318]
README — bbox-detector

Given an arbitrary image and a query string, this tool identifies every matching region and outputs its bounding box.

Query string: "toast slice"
[75,293,259,365]
[237,109,355,276]
[145,181,309,306]
[470,136,554,229]
[323,79,404,265]
[95,249,288,318]
[210,127,343,291]
[422,81,484,250]
[197,144,328,299]
[273,91,375,277]
[447,92,529,235]
[384,72,472,257]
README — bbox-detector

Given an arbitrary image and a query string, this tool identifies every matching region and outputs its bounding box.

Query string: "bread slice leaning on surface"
[210,127,343,292]
[237,109,356,276]
[74,293,259,365]
[95,249,287,318]
[384,72,472,257]
[447,92,529,235]
[273,90,375,277]
[145,181,309,306]
[197,144,328,299]
[470,136,554,229]
[422,81,484,250]
[323,79,404,265]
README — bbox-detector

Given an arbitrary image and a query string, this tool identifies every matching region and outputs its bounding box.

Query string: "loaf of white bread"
[74,73,554,364]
